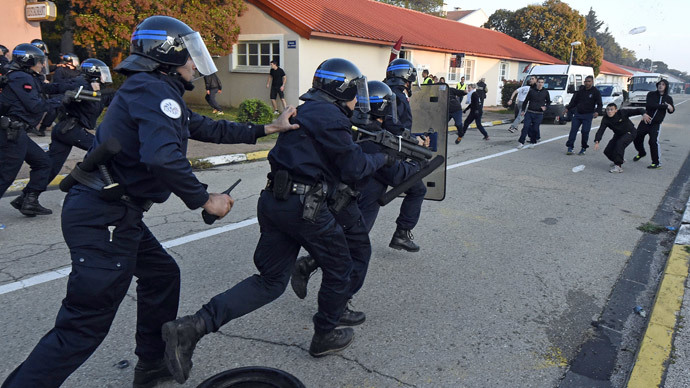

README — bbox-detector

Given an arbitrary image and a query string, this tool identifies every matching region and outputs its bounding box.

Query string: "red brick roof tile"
[248,0,563,65]
[599,59,633,76]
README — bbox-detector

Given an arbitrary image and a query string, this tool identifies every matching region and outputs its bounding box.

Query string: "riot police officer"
[383,58,427,252]
[1,15,297,388]
[47,58,115,183]
[52,53,81,84]
[0,45,10,73]
[161,58,391,384]
[29,39,56,136]
[0,43,64,217]
[291,80,425,308]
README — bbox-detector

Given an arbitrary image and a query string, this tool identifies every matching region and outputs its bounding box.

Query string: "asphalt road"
[1,96,689,387]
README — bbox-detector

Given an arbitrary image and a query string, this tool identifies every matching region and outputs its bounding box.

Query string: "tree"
[483,9,523,37]
[377,0,444,15]
[575,37,603,76]
[583,8,603,40]
[71,0,246,65]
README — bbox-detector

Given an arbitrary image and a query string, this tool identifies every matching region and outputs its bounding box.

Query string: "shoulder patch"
[160,99,182,119]
[23,83,33,92]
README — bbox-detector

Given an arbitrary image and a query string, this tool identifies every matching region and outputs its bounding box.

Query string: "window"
[236,41,280,69]
[464,60,475,82]
[447,67,462,82]
[575,75,583,88]
[399,50,411,61]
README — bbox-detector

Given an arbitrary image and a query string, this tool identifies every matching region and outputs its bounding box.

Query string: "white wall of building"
[458,10,489,28]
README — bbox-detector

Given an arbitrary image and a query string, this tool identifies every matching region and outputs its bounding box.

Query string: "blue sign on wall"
[287,40,296,49]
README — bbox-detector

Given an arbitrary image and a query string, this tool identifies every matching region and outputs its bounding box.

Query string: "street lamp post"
[569,41,582,66]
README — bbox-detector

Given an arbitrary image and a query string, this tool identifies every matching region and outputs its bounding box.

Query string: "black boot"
[161,314,207,384]
[132,358,173,388]
[37,127,47,137]
[308,328,354,357]
[389,227,420,252]
[19,192,52,217]
[338,301,366,326]
[10,193,25,210]
[291,255,319,299]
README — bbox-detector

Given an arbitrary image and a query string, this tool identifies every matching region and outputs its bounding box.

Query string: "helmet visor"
[387,92,398,124]
[100,66,113,83]
[354,76,370,113]
[181,32,217,76]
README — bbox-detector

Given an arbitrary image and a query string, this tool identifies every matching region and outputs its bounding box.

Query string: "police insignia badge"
[160,98,182,119]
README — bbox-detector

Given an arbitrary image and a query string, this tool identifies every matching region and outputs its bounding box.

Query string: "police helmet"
[351,80,397,127]
[12,43,46,68]
[116,15,217,75]
[310,58,370,112]
[61,53,80,67]
[30,39,49,54]
[81,58,113,83]
[385,58,417,86]
[0,45,8,56]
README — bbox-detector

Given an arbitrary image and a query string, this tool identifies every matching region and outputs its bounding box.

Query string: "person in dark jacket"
[565,75,602,155]
[52,53,81,84]
[518,77,551,148]
[593,103,646,173]
[456,84,489,143]
[448,86,466,134]
[203,72,223,114]
[632,79,675,169]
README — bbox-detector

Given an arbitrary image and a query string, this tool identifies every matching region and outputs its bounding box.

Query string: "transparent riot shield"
[409,83,448,201]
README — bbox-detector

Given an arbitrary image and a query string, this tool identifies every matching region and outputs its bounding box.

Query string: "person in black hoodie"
[632,79,675,169]
[456,84,489,143]
[518,77,550,148]
[593,103,646,173]
[565,75,602,155]
[203,72,223,114]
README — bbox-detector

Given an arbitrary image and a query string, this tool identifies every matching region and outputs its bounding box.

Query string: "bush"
[501,80,522,108]
[237,99,274,124]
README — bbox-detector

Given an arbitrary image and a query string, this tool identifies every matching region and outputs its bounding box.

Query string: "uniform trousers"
[0,129,51,197]
[2,186,180,388]
[47,120,95,183]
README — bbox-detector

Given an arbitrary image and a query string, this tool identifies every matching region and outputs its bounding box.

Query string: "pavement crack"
[215,330,417,387]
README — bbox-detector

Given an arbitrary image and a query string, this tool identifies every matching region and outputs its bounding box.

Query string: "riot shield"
[409,83,448,201]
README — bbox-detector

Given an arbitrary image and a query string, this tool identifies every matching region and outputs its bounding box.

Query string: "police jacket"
[92,71,267,209]
[63,75,115,130]
[53,64,81,84]
[0,68,63,126]
[566,85,602,115]
[268,100,386,191]
[383,85,412,136]
[448,88,466,113]
[522,87,551,113]
[594,108,646,143]
[644,90,674,124]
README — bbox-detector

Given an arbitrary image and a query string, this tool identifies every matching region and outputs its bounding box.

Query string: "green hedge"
[237,99,274,124]
[501,80,522,108]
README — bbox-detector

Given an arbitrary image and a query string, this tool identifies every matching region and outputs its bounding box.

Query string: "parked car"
[596,84,625,109]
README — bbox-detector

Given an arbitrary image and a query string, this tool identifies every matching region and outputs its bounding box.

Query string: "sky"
[445,0,690,73]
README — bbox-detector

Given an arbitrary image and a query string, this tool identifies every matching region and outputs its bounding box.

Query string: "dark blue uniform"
[47,76,115,183]
[196,100,386,335]
[2,71,269,388]
[0,68,63,198]
[382,84,426,232]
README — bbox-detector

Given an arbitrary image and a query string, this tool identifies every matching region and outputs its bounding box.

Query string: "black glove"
[61,93,75,105]
[383,153,396,167]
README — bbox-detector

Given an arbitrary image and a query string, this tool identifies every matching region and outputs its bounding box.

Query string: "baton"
[59,137,121,192]
[201,179,241,225]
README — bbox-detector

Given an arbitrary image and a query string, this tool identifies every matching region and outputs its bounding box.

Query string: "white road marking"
[2,99,688,295]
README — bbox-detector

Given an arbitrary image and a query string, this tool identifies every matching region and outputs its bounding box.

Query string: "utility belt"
[70,164,153,212]
[265,170,358,221]
[0,116,29,142]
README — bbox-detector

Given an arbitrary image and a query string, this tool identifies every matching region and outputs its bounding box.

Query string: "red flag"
[389,36,403,63]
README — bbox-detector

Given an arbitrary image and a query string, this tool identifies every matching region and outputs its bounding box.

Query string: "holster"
[328,182,359,215]
[271,170,292,201]
[58,117,79,135]
[1,116,26,142]
[301,182,328,222]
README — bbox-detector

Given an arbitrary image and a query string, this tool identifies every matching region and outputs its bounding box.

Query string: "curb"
[6,150,273,195]
[627,200,690,387]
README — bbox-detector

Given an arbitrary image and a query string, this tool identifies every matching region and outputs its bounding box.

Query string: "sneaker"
[524,143,535,149]
[483,136,490,141]
[507,127,516,133]
[454,136,462,144]
[517,143,525,149]
[273,110,279,114]
[212,109,218,114]
[647,164,662,169]
[609,165,623,173]
[215,111,224,116]
[633,154,645,162]
[578,148,586,155]
[566,147,574,155]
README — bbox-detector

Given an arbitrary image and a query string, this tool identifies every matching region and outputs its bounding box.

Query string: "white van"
[523,64,595,124]
[628,72,664,105]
